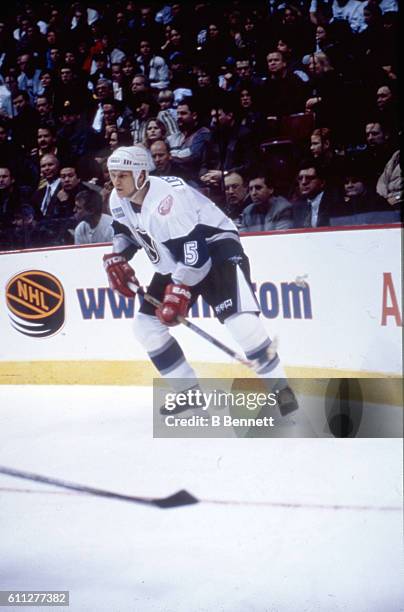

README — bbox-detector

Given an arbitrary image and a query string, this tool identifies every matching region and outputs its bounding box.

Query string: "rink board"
[0,225,402,384]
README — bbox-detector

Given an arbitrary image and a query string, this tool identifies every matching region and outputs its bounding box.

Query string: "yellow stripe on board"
[0,361,401,406]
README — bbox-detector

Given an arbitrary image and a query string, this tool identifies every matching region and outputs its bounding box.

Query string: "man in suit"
[239,169,293,232]
[292,160,335,228]
[31,153,63,219]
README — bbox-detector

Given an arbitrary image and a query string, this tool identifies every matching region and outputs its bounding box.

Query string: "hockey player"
[103,145,297,415]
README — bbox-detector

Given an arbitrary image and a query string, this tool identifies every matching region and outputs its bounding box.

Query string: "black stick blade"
[153,489,199,508]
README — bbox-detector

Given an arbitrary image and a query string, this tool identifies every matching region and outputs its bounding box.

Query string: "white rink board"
[0,226,402,374]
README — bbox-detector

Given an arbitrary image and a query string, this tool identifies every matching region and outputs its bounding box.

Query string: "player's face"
[109,170,136,197]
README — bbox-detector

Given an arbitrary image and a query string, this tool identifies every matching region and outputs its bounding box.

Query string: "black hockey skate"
[275,386,299,416]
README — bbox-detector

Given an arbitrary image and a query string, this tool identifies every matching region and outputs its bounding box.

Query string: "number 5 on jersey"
[184,241,199,265]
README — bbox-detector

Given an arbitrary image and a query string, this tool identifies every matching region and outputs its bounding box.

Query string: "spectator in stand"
[111,63,124,101]
[0,166,32,238]
[150,139,179,175]
[95,31,126,71]
[160,23,173,56]
[198,22,237,75]
[33,123,59,159]
[53,64,89,116]
[156,92,179,137]
[157,89,176,117]
[309,127,345,187]
[167,52,194,104]
[35,95,56,123]
[16,53,42,104]
[224,170,250,221]
[305,52,342,135]
[276,37,309,82]
[137,4,164,48]
[57,100,104,159]
[376,150,402,209]
[168,97,211,182]
[3,73,19,103]
[223,56,263,94]
[292,160,337,228]
[57,165,93,218]
[0,80,13,119]
[121,57,139,100]
[330,0,367,33]
[355,120,396,185]
[143,117,167,148]
[136,39,170,91]
[5,204,40,249]
[329,159,391,224]
[142,117,168,169]
[200,95,258,197]
[278,4,314,56]
[11,89,40,152]
[123,91,160,144]
[162,27,189,63]
[374,83,398,137]
[262,50,308,119]
[129,73,149,97]
[106,128,133,153]
[30,123,71,184]
[0,118,37,188]
[91,79,115,134]
[237,86,266,142]
[112,9,133,57]
[73,188,114,245]
[192,65,223,127]
[88,52,112,91]
[37,70,56,100]
[31,153,62,219]
[239,169,293,233]
[46,46,63,72]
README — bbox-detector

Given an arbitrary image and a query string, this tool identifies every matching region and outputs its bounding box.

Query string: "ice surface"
[0,386,402,612]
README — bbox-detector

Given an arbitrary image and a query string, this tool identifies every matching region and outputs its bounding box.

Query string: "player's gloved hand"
[156,283,191,326]
[103,253,139,298]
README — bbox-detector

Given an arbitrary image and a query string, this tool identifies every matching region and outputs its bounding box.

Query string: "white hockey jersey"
[109,176,241,286]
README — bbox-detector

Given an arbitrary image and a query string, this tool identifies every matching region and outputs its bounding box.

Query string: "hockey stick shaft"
[129,283,250,366]
[0,466,198,509]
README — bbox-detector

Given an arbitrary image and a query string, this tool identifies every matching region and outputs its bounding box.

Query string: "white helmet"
[107,145,149,190]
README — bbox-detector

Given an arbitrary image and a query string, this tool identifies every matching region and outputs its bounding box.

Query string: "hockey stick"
[128,282,253,367]
[0,465,198,509]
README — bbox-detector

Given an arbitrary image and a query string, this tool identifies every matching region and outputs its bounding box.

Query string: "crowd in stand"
[0,0,401,250]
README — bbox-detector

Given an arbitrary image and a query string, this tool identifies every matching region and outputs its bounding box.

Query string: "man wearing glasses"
[293,160,332,228]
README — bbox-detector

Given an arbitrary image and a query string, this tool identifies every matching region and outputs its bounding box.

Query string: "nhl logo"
[158,195,173,215]
[5,270,65,338]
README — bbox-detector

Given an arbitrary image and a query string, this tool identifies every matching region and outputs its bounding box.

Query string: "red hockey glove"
[156,283,191,326]
[103,253,139,298]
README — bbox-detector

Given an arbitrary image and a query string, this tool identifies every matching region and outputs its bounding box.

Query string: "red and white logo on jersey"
[158,195,173,215]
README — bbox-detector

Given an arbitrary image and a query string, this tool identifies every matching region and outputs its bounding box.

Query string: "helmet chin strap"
[134,170,148,191]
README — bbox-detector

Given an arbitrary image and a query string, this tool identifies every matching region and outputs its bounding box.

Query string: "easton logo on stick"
[5,270,65,338]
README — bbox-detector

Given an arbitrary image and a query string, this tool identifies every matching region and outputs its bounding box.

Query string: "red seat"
[279,112,315,143]
[259,140,296,196]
